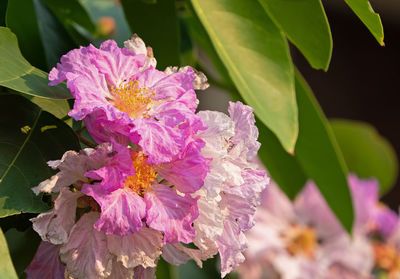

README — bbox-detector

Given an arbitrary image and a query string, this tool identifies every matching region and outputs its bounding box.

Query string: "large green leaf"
[45,0,95,45]
[0,27,71,99]
[45,0,95,33]
[258,120,307,199]
[344,0,384,45]
[0,228,18,279]
[257,0,332,70]
[191,0,298,153]
[0,94,80,217]
[6,0,76,70]
[4,228,41,279]
[294,70,354,232]
[5,0,47,70]
[331,119,398,196]
[121,0,180,69]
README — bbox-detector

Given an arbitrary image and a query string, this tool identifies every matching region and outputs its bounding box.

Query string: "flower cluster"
[26,35,268,279]
[238,175,400,279]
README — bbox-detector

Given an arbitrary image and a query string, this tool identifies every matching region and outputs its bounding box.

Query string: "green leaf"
[344,0,384,45]
[121,0,180,69]
[6,0,76,70]
[331,119,398,196]
[294,70,354,232]
[4,228,41,279]
[0,228,18,279]
[191,0,298,153]
[0,27,71,99]
[257,120,307,199]
[257,0,332,70]
[6,0,47,70]
[0,94,80,218]
[44,0,95,33]
[44,0,95,45]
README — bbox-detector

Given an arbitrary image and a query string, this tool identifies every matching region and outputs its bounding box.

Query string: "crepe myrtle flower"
[161,102,269,278]
[48,35,208,165]
[27,138,209,279]
[236,175,399,279]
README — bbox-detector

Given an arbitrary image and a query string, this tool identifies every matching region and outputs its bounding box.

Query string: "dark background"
[294,1,400,208]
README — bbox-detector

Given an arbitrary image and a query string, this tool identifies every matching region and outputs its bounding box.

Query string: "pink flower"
[49,36,207,164]
[30,139,209,278]
[161,102,269,278]
[237,176,394,279]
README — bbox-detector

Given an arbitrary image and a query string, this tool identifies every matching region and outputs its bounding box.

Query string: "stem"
[77,134,97,148]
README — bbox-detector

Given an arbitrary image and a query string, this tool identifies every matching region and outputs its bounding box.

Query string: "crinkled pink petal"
[158,139,210,194]
[84,110,133,145]
[90,40,145,87]
[132,67,194,103]
[60,212,113,279]
[162,243,205,268]
[131,118,185,165]
[144,184,199,244]
[31,187,83,245]
[216,218,247,278]
[196,110,235,158]
[82,186,146,236]
[25,242,65,279]
[108,258,135,279]
[133,265,156,279]
[228,101,261,160]
[373,205,398,238]
[107,226,163,268]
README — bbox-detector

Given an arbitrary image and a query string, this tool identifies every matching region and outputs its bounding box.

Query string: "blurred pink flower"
[237,176,384,279]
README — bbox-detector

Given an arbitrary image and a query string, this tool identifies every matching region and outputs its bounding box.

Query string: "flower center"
[110,79,155,118]
[124,151,157,195]
[284,225,317,258]
[373,243,400,275]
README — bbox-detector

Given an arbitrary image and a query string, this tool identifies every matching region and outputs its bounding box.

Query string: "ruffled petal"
[108,258,135,279]
[91,40,145,87]
[133,266,156,279]
[216,219,247,278]
[162,243,204,268]
[158,139,210,194]
[31,187,83,245]
[60,212,113,279]
[131,118,184,165]
[228,101,260,160]
[144,184,198,244]
[107,226,163,268]
[81,186,146,236]
[164,66,209,91]
[25,242,65,279]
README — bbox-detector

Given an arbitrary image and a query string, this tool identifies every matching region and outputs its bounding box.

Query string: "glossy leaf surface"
[191,0,298,153]
[0,27,70,99]
[0,95,80,217]
[258,0,332,70]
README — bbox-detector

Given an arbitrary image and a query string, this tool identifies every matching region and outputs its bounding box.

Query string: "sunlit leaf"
[294,70,353,233]
[344,0,384,45]
[0,228,18,279]
[331,119,398,196]
[257,0,332,70]
[191,0,298,153]
[0,95,80,217]
[121,0,180,69]
[0,27,71,99]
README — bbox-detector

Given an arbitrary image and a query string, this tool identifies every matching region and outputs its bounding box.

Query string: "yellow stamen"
[110,79,155,118]
[374,243,400,276]
[284,225,317,258]
[124,151,157,195]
